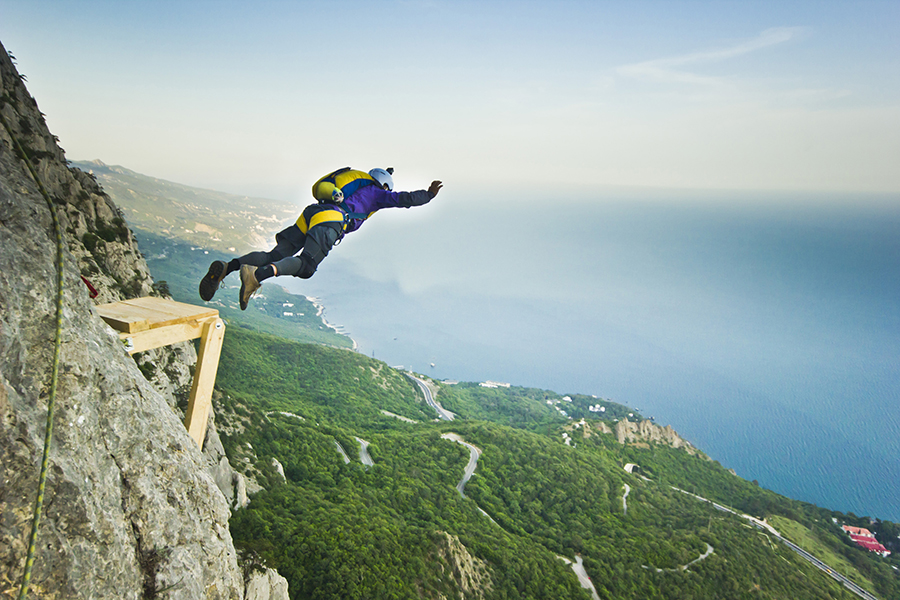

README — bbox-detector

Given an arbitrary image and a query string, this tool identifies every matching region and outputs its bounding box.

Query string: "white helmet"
[368,167,394,191]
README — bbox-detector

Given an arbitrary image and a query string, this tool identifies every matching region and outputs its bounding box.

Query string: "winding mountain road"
[440,433,481,497]
[644,543,715,573]
[333,440,351,464]
[441,433,500,528]
[442,432,602,598]
[355,437,374,467]
[556,555,601,600]
[407,374,454,420]
[688,544,715,568]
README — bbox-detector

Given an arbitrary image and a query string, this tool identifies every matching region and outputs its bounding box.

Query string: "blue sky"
[1,1,898,199]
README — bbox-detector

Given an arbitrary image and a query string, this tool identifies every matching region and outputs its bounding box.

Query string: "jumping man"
[199,167,442,310]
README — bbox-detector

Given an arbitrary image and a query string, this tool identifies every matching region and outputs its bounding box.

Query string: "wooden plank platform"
[96,296,225,449]
[96,296,219,334]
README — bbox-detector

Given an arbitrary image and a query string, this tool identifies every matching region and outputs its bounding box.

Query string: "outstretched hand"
[428,180,443,198]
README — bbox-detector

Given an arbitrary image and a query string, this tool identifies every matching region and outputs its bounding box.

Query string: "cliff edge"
[0,40,274,598]
[615,418,698,454]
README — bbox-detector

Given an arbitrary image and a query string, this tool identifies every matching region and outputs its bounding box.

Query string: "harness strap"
[296,202,376,243]
[338,202,374,222]
[296,208,345,234]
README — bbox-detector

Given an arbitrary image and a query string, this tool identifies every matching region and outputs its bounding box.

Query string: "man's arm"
[376,180,443,209]
[345,180,443,212]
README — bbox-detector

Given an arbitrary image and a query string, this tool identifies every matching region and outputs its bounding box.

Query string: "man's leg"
[239,223,340,310]
[259,223,341,281]
[200,224,304,301]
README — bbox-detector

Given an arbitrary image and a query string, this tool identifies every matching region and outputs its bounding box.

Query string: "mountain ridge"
[71,159,297,255]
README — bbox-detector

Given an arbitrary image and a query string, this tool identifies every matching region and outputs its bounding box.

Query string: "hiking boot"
[239,265,261,310]
[199,260,228,301]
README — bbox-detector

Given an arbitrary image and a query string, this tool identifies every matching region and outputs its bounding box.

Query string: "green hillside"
[71,160,297,254]
[214,328,899,600]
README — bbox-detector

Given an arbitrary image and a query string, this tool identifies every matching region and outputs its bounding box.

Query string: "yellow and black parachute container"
[312,167,377,203]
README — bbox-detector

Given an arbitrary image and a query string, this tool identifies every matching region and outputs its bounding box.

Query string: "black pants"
[237,204,343,279]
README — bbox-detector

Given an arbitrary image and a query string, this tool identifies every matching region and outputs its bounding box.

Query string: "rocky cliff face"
[0,41,282,599]
[434,532,493,599]
[615,419,697,454]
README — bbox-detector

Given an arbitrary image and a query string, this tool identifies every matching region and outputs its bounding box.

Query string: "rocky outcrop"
[244,568,289,600]
[615,419,697,454]
[565,419,613,438]
[271,458,286,483]
[434,532,493,599]
[0,40,251,598]
[214,454,250,511]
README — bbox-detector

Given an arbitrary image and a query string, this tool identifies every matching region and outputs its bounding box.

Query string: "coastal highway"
[671,487,881,600]
[776,536,880,600]
[406,374,454,420]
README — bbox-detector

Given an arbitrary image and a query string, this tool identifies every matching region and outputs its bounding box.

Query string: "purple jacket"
[340,184,432,233]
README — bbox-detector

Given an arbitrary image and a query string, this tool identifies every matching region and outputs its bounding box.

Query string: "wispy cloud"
[617,27,805,86]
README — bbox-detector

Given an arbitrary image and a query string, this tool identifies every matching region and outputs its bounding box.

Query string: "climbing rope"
[0,104,66,600]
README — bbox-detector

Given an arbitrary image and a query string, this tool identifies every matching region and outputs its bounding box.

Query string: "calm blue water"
[284,191,900,521]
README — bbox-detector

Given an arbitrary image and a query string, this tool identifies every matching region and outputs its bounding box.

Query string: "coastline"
[306,294,358,351]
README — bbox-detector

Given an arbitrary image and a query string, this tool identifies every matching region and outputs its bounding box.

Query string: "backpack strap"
[296,207,346,234]
[337,202,371,222]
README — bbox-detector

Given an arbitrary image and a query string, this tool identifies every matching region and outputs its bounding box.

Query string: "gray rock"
[0,40,249,598]
[271,458,286,482]
[234,472,249,509]
[614,418,699,455]
[213,455,250,511]
[245,568,289,600]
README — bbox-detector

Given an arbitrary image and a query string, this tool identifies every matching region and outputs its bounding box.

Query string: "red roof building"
[842,525,874,537]
[843,527,891,556]
[856,540,889,554]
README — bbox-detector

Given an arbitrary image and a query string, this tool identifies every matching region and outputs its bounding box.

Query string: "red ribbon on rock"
[80,275,99,299]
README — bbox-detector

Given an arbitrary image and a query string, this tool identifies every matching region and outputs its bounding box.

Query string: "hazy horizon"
[2,1,899,200]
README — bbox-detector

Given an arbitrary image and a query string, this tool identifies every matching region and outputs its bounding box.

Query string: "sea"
[281,189,900,522]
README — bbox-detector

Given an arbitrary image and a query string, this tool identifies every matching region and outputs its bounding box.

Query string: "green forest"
[210,328,899,600]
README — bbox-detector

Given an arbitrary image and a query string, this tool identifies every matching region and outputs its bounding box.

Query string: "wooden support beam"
[96,297,226,449]
[183,317,225,449]
[120,321,207,355]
